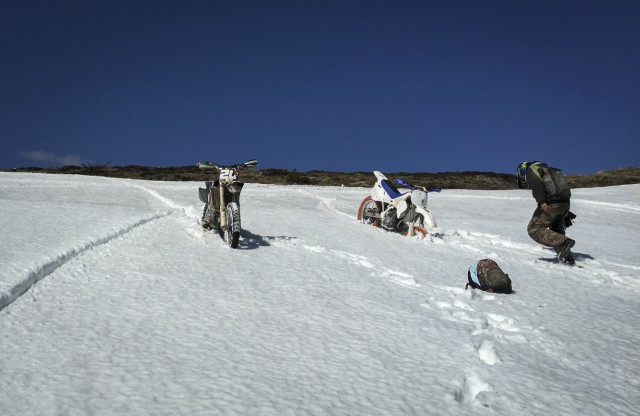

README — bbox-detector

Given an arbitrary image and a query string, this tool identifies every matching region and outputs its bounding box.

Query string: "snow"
[1,172,639,416]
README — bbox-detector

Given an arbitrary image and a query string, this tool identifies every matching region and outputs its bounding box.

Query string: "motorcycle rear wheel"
[225,202,241,248]
[357,196,382,227]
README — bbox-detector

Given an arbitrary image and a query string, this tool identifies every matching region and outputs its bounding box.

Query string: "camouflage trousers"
[527,202,571,254]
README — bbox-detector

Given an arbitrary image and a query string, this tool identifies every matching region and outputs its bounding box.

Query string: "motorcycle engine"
[228,182,243,193]
[382,207,398,228]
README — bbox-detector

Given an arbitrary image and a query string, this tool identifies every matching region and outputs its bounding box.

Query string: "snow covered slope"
[1,172,639,415]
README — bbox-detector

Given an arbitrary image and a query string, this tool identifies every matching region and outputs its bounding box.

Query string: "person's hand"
[541,202,551,214]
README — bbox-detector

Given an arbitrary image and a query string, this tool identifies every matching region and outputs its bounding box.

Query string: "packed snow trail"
[1,173,639,416]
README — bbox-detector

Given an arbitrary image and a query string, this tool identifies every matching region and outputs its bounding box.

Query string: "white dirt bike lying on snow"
[198,159,258,248]
[357,171,440,237]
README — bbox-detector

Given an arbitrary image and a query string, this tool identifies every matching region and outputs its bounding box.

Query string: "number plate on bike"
[219,168,238,183]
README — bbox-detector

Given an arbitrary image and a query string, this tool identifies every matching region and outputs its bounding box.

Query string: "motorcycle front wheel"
[400,223,428,237]
[357,196,382,227]
[225,202,241,248]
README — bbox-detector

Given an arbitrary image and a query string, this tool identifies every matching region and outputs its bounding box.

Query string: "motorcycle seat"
[381,179,405,199]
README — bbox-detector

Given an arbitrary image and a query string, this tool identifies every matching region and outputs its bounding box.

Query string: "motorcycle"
[357,171,440,237]
[197,159,258,248]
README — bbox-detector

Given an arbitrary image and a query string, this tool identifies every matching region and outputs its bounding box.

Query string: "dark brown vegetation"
[5,164,640,190]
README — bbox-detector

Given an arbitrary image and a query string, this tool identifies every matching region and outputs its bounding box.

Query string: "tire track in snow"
[0,211,172,312]
[264,235,420,287]
[1,179,199,312]
[109,178,192,213]
[429,229,538,254]
[274,188,420,285]
[295,189,355,220]
[113,179,208,226]
[571,198,640,215]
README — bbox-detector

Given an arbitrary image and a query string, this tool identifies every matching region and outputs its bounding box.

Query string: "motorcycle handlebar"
[197,159,258,171]
[393,178,441,193]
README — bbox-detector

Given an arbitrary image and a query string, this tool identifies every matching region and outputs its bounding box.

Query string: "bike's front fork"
[219,186,228,229]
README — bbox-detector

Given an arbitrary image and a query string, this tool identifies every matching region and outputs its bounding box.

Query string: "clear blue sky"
[1,0,638,174]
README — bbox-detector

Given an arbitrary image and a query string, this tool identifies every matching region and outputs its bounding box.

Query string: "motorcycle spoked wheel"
[225,202,241,248]
[357,196,382,227]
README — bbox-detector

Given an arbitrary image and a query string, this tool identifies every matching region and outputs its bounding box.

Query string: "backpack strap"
[466,270,481,290]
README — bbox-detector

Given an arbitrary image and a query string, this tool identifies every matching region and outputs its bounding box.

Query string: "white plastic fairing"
[373,171,388,181]
[396,200,409,217]
[415,206,436,228]
[411,189,429,209]
[371,183,389,202]
[371,171,397,204]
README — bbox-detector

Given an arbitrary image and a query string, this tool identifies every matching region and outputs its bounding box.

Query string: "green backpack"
[466,259,513,294]
[531,163,571,202]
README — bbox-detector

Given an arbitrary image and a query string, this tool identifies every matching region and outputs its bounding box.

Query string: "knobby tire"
[357,196,382,227]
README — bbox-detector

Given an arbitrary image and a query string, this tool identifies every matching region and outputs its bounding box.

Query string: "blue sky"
[1,1,638,174]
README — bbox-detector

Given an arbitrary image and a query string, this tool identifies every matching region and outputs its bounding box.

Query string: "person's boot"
[557,238,575,263]
[563,253,576,266]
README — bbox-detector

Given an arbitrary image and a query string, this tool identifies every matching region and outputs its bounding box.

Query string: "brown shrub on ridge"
[5,165,639,190]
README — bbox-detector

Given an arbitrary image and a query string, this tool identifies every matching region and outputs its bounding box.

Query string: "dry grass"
[5,165,640,190]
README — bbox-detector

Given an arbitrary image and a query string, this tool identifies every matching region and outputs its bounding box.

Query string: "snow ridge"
[0,211,171,312]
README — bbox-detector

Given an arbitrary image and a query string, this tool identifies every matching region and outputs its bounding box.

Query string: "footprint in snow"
[472,313,529,344]
[454,373,492,404]
[422,294,480,324]
[476,339,501,365]
[484,313,520,332]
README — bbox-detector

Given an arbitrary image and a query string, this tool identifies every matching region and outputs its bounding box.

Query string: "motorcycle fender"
[415,206,437,228]
[373,171,388,181]
[371,171,394,203]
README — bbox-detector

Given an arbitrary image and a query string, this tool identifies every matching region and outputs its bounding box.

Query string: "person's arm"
[527,168,548,208]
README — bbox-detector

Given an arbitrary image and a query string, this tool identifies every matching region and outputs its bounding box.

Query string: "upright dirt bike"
[198,159,258,248]
[357,171,439,237]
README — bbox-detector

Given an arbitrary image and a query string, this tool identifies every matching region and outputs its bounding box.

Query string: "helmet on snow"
[516,161,529,189]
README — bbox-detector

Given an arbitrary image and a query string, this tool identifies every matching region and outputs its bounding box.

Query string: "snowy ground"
[1,172,639,416]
